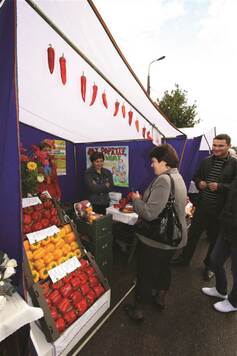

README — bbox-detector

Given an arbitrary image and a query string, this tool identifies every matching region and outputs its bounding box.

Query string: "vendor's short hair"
[149,144,179,168]
[214,134,231,145]
[90,151,104,162]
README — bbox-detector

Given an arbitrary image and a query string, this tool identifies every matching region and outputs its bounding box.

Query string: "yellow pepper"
[47,261,57,271]
[23,240,30,251]
[70,241,79,252]
[32,270,40,283]
[30,241,41,251]
[46,242,55,253]
[62,243,71,256]
[43,252,54,265]
[63,224,72,234]
[33,247,45,261]
[39,268,49,280]
[41,237,51,246]
[34,258,45,271]
[74,248,81,258]
[26,250,33,261]
[55,239,65,250]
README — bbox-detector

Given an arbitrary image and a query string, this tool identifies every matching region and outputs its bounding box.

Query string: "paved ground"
[73,237,237,356]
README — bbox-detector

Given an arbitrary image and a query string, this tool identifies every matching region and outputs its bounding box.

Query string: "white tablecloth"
[106,207,138,225]
[0,292,44,342]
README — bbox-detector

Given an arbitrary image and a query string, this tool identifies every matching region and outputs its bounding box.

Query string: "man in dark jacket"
[172,134,237,280]
[201,176,237,312]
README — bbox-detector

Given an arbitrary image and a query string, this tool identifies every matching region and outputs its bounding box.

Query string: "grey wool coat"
[133,168,188,250]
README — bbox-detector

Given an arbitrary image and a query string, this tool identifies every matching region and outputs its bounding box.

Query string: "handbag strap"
[145,173,175,203]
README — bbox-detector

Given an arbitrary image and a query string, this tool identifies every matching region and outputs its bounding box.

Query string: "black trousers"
[182,206,220,267]
[135,240,175,303]
[210,234,237,307]
[92,204,109,215]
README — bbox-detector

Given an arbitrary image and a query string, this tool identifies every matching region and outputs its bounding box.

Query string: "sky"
[94,0,237,144]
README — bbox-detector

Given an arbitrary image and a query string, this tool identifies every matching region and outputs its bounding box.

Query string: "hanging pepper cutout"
[59,54,66,85]
[142,127,146,138]
[102,91,108,108]
[113,100,120,116]
[121,103,126,118]
[147,131,153,140]
[81,72,87,102]
[47,44,55,74]
[89,83,98,106]
[128,110,133,126]
[135,119,140,133]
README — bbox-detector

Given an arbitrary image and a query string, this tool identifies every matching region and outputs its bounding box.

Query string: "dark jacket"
[193,154,237,214]
[84,166,114,206]
[220,177,237,243]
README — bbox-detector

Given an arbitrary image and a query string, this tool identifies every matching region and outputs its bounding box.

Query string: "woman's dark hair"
[90,151,105,162]
[149,144,179,168]
[214,134,231,145]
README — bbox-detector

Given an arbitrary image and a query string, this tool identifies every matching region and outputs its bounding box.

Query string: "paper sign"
[22,197,42,208]
[26,225,60,244]
[48,257,81,283]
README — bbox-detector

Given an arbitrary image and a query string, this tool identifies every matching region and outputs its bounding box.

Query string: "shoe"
[214,299,237,313]
[201,287,227,299]
[170,255,189,266]
[124,303,144,321]
[153,290,167,310]
[203,267,215,281]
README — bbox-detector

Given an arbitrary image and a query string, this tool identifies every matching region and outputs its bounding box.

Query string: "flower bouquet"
[0,251,17,311]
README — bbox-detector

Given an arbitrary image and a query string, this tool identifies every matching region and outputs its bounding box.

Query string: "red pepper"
[128,110,133,126]
[45,297,52,307]
[43,200,53,209]
[51,280,64,290]
[47,44,55,74]
[64,309,77,325]
[59,54,66,85]
[34,204,44,211]
[93,284,105,298]
[135,119,140,133]
[86,289,96,306]
[71,291,83,306]
[79,259,89,270]
[88,275,99,288]
[84,266,96,276]
[71,277,81,290]
[57,298,71,314]
[81,72,87,102]
[50,207,57,216]
[49,290,62,306]
[55,318,66,333]
[75,298,88,316]
[121,103,126,118]
[50,307,59,320]
[80,283,90,296]
[89,83,98,106]
[77,272,88,284]
[60,283,73,298]
[142,127,146,139]
[147,131,153,140]
[113,100,120,116]
[62,274,74,284]
[102,92,108,108]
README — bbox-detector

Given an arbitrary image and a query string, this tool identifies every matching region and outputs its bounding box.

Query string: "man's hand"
[198,180,207,190]
[208,182,218,191]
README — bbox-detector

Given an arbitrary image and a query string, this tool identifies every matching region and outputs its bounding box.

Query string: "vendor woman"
[85,152,114,214]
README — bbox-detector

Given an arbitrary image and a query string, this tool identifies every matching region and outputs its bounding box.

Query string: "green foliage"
[158,84,199,128]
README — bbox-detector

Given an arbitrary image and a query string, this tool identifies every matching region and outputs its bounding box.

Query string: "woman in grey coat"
[125,144,187,321]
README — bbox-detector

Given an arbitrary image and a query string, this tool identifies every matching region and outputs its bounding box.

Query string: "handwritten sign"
[26,225,60,245]
[48,257,81,283]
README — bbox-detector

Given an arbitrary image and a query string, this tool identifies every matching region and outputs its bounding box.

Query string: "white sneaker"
[201,287,227,299]
[214,299,237,313]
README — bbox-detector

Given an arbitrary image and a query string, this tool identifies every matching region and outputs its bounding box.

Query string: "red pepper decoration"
[102,91,108,108]
[47,44,55,74]
[113,100,120,116]
[135,119,140,133]
[81,72,87,102]
[89,83,98,106]
[121,103,126,118]
[128,110,133,126]
[147,131,153,140]
[142,127,146,139]
[59,54,66,85]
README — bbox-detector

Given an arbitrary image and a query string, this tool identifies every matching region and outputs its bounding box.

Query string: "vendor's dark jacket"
[84,166,114,206]
[193,154,237,215]
[220,176,237,243]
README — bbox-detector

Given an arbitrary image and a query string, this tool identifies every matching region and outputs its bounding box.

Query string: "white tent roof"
[182,126,215,151]
[17,0,183,143]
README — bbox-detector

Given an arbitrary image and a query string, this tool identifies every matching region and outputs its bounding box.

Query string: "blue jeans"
[210,234,237,307]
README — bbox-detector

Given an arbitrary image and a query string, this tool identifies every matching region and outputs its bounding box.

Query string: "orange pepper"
[51,233,61,243]
[43,252,54,265]
[47,261,57,270]
[74,248,81,258]
[39,268,49,280]
[57,228,66,239]
[30,241,41,251]
[41,237,51,246]
[45,243,55,253]
[26,250,33,261]
[65,232,76,244]
[32,270,40,283]
[34,258,45,271]
[23,240,30,251]
[63,224,72,234]
[58,256,67,265]
[66,252,74,260]
[62,243,71,256]
[55,239,65,250]
[53,249,63,260]
[33,248,45,261]
[70,241,79,251]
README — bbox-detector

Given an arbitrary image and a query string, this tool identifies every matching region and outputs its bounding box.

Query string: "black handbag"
[134,174,182,247]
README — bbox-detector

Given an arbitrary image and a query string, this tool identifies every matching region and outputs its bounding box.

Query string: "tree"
[157,84,199,128]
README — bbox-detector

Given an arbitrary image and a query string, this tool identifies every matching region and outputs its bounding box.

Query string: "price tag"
[26,225,60,244]
[22,197,42,208]
[48,257,81,283]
